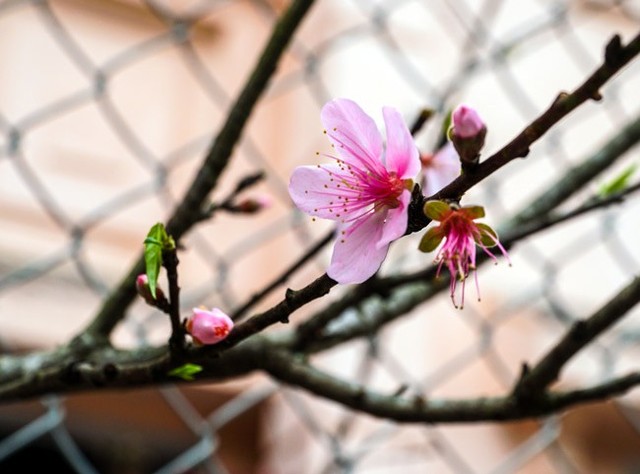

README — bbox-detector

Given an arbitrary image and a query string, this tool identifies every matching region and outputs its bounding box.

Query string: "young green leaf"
[599,164,637,198]
[168,363,203,381]
[143,223,170,299]
[437,108,453,150]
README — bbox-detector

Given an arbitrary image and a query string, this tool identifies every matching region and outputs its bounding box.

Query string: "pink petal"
[321,99,385,175]
[189,308,234,345]
[328,211,389,284]
[377,189,410,249]
[422,143,460,197]
[452,104,485,138]
[289,164,353,220]
[382,107,420,179]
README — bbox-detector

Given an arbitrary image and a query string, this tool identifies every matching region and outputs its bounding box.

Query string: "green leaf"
[599,164,637,197]
[144,222,172,299]
[168,363,203,382]
[436,109,454,149]
[418,226,444,253]
[423,200,451,221]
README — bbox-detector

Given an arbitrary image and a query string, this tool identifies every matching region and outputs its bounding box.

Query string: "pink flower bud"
[136,274,165,305]
[452,105,485,138]
[450,104,487,165]
[235,195,271,214]
[186,308,234,345]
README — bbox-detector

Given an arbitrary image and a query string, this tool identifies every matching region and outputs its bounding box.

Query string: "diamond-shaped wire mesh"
[1,0,640,472]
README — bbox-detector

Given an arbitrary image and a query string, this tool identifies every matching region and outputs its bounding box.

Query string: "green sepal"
[423,200,451,221]
[462,205,485,220]
[476,223,498,247]
[419,226,444,253]
[599,164,637,198]
[437,110,453,149]
[143,223,175,299]
[168,363,203,381]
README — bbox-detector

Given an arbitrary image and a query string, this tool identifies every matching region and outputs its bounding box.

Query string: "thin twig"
[231,229,334,321]
[504,181,640,243]
[163,248,185,352]
[200,273,336,354]
[406,32,640,234]
[200,171,266,218]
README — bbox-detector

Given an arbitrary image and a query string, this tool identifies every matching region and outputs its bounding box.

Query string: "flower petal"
[321,99,384,174]
[189,308,234,345]
[289,164,354,220]
[452,104,485,138]
[383,106,420,179]
[328,212,389,284]
[377,189,410,249]
[421,143,460,197]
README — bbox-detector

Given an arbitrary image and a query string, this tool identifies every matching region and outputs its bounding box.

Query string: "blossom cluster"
[289,98,509,307]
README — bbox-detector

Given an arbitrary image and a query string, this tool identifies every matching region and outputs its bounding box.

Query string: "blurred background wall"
[0,0,640,472]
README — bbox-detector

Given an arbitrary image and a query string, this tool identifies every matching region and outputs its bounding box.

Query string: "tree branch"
[514,276,640,399]
[260,348,640,423]
[231,230,334,321]
[508,112,640,226]
[0,340,263,403]
[199,273,336,355]
[2,27,640,416]
[406,32,640,234]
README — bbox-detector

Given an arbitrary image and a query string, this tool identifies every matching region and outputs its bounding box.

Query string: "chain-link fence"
[1,0,640,472]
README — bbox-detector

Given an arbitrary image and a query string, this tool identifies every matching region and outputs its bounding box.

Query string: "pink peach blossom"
[289,98,420,284]
[419,201,509,308]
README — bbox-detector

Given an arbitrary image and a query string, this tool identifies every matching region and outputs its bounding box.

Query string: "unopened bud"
[235,195,271,214]
[186,307,234,345]
[450,104,487,165]
[136,274,165,305]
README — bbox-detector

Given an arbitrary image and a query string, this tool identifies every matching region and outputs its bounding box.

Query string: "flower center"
[377,172,406,208]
